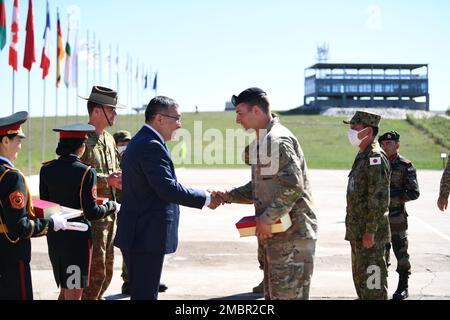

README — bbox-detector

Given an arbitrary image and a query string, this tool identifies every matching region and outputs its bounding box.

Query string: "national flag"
[23,0,35,71]
[40,0,51,79]
[56,9,64,87]
[8,0,19,71]
[64,18,71,87]
[0,0,6,51]
[152,72,158,91]
[71,31,78,87]
[144,71,148,89]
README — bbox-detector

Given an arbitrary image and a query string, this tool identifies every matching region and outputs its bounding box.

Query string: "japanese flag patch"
[369,157,381,166]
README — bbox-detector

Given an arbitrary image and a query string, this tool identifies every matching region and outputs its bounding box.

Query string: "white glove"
[50,212,67,232]
[114,202,121,214]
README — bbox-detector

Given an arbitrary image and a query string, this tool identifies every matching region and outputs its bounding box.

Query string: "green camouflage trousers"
[386,211,411,275]
[82,214,116,300]
[263,238,316,300]
[350,241,388,300]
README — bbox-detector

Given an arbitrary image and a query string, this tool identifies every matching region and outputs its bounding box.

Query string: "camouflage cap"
[343,111,381,128]
[113,130,132,143]
[378,130,400,142]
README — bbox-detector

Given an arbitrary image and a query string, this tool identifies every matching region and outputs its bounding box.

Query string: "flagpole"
[109,44,112,87]
[27,72,31,176]
[41,79,46,162]
[66,86,69,124]
[93,32,96,85]
[86,30,89,95]
[12,70,15,113]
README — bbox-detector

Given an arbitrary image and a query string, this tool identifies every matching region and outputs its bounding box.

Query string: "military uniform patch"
[9,191,25,209]
[92,185,98,199]
[369,157,381,165]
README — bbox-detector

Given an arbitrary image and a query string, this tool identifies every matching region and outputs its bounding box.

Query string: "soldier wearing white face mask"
[343,110,391,300]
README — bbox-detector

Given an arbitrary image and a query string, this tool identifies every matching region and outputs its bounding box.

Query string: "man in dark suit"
[114,96,219,300]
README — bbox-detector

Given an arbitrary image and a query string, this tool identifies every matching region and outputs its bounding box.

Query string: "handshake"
[207,190,230,210]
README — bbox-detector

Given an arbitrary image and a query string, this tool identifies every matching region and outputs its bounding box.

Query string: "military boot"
[393,273,409,300]
[252,280,264,294]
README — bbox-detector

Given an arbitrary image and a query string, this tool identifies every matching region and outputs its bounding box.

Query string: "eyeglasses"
[158,113,182,122]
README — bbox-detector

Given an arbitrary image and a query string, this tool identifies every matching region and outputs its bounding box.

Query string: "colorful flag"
[23,0,35,71]
[153,72,158,91]
[40,0,51,79]
[0,0,6,51]
[71,31,78,87]
[56,9,64,87]
[64,18,71,87]
[144,68,148,89]
[8,0,19,71]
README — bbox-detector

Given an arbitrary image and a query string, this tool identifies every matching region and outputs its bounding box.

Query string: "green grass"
[13,112,449,175]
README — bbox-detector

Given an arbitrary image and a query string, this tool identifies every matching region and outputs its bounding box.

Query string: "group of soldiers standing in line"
[0,84,449,300]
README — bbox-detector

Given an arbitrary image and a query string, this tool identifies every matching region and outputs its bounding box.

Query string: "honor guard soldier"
[39,124,119,300]
[0,111,68,300]
[344,111,391,300]
[79,86,125,300]
[379,130,420,300]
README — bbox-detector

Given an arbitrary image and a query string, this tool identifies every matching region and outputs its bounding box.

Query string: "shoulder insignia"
[369,157,382,166]
[9,191,25,210]
[92,185,98,199]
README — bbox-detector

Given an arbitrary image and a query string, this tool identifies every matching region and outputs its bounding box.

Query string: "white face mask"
[118,145,127,154]
[347,128,364,147]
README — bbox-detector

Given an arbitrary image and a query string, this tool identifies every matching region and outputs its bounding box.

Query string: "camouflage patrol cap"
[113,130,132,143]
[378,130,400,142]
[343,110,381,128]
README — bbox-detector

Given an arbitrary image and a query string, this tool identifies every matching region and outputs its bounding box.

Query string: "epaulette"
[41,159,56,166]
[398,155,412,165]
[2,163,16,171]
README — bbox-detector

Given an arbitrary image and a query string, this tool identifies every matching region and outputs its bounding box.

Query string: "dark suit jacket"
[114,125,206,254]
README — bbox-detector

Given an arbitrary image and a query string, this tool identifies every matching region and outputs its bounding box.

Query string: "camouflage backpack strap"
[0,167,20,244]
[79,165,92,215]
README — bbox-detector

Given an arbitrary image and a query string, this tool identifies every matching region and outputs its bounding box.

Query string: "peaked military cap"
[343,110,381,128]
[53,123,96,139]
[113,130,132,143]
[378,130,400,142]
[231,87,267,106]
[0,111,28,138]
[79,86,127,109]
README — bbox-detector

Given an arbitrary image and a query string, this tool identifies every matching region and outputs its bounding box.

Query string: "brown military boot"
[252,280,264,294]
[393,273,409,300]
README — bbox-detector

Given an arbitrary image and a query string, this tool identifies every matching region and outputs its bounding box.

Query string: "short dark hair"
[145,96,179,122]
[87,101,101,115]
[56,139,85,156]
[241,95,270,114]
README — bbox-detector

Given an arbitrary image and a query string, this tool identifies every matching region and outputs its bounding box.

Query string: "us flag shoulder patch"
[369,157,381,166]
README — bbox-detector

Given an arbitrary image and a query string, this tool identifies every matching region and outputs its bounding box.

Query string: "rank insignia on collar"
[9,191,25,210]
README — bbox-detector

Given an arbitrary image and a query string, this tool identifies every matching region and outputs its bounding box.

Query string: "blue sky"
[1,0,450,118]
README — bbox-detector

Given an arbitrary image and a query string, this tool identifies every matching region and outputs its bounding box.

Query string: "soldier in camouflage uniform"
[437,155,450,212]
[379,130,420,300]
[216,88,318,300]
[79,86,126,300]
[0,112,69,300]
[344,111,391,300]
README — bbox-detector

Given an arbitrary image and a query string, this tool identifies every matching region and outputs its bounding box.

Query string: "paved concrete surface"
[26,169,450,300]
